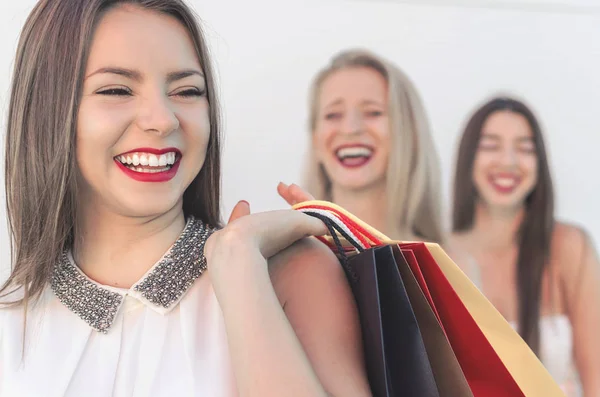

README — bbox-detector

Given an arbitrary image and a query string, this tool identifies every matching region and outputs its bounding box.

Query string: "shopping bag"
[393,246,474,397]
[294,200,565,397]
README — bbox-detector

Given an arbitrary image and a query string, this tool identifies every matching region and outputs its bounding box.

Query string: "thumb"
[227,200,251,224]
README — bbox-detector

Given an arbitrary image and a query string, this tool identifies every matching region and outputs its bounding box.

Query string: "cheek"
[472,154,492,184]
[75,103,130,177]
[369,117,390,141]
[372,118,390,160]
[76,101,132,155]
[473,151,495,172]
[312,125,333,159]
[522,156,538,181]
[179,107,210,157]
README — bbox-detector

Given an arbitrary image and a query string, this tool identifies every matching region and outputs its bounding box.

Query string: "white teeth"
[148,155,159,167]
[117,151,178,167]
[336,146,373,159]
[494,177,517,188]
[124,164,170,173]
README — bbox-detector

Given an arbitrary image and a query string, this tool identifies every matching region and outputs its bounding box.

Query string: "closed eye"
[173,88,206,98]
[366,110,383,117]
[478,143,500,151]
[97,87,132,96]
[325,112,342,120]
[518,145,536,154]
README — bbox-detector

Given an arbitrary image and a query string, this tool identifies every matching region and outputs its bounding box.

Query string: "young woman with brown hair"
[0,1,371,395]
[449,96,600,396]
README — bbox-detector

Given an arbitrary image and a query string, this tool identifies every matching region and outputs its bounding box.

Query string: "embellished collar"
[50,217,215,334]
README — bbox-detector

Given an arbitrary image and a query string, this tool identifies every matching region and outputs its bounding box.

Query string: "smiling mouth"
[335,145,374,168]
[114,151,180,173]
[488,174,522,193]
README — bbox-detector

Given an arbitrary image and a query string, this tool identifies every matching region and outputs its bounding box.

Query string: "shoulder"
[0,286,25,306]
[442,232,474,273]
[268,235,358,326]
[268,238,372,395]
[0,286,55,327]
[0,286,27,331]
[446,231,469,251]
[0,287,28,346]
[551,221,593,266]
[551,221,598,287]
[552,221,588,244]
[269,237,345,303]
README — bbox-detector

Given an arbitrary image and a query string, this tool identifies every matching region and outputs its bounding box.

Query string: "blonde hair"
[304,49,444,243]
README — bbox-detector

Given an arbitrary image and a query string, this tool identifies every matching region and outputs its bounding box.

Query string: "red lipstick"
[115,147,181,183]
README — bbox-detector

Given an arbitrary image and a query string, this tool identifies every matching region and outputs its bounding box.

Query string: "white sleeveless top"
[508,315,580,396]
[465,255,581,396]
[0,218,238,397]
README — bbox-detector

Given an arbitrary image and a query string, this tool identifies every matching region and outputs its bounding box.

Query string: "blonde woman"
[0,1,371,395]
[280,49,443,243]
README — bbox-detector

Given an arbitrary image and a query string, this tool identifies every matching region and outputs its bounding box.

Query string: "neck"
[73,200,186,289]
[331,183,388,236]
[471,200,525,249]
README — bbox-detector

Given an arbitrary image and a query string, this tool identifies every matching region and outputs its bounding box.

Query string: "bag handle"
[299,209,362,280]
[293,200,394,247]
[294,201,407,282]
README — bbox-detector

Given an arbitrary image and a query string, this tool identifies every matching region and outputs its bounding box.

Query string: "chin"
[334,177,385,192]
[482,196,526,212]
[113,196,182,219]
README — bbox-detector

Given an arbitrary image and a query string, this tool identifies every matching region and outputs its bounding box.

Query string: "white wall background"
[1,0,599,278]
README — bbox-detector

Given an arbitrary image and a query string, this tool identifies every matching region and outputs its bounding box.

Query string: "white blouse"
[0,218,238,397]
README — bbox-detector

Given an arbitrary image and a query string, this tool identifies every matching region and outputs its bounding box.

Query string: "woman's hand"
[204,200,327,289]
[203,198,371,397]
[277,182,315,206]
[208,200,326,259]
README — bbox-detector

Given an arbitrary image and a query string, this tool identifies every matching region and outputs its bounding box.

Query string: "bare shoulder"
[269,237,347,305]
[268,237,372,396]
[551,221,594,265]
[443,232,473,272]
[551,221,598,286]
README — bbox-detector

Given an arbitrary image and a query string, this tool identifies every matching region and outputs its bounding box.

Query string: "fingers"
[289,183,315,203]
[277,182,294,205]
[277,182,315,206]
[227,200,251,224]
[256,210,328,258]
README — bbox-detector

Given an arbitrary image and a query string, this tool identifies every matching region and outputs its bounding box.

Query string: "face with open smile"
[312,66,390,193]
[76,5,210,217]
[472,110,538,211]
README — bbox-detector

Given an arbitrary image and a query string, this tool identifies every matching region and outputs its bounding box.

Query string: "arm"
[270,238,371,396]
[560,227,600,397]
[205,205,371,397]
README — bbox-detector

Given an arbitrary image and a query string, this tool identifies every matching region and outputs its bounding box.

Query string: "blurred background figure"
[448,97,600,397]
[301,48,444,242]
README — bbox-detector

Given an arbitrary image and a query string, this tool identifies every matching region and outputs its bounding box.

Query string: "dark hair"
[2,0,221,307]
[452,96,554,354]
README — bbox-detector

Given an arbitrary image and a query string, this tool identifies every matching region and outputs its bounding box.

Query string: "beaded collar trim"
[50,217,214,333]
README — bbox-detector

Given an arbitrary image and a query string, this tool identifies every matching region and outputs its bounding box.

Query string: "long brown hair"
[304,49,444,243]
[2,0,222,307]
[452,96,554,354]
